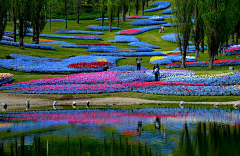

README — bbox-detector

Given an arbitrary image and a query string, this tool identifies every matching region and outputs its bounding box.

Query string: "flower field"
[0,54,123,73]
[116,25,162,35]
[108,36,139,43]
[128,42,160,49]
[130,19,167,26]
[166,59,240,68]
[0,73,13,85]
[161,33,193,44]
[144,1,171,12]
[86,25,120,30]
[54,29,104,35]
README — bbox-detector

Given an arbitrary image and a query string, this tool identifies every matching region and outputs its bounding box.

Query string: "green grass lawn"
[0,1,239,102]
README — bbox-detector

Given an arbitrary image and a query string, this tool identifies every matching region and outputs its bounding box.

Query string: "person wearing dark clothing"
[103,64,109,71]
[136,56,142,70]
[153,63,160,81]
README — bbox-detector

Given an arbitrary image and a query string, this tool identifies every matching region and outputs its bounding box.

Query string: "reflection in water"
[0,107,240,155]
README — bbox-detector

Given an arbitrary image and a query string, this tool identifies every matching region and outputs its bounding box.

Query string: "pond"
[0,106,240,156]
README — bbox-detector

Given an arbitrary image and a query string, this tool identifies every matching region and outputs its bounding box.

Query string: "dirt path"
[1,93,239,107]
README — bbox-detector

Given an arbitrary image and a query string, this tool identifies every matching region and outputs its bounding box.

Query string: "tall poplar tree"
[172,0,195,68]
[73,0,82,24]
[107,0,115,32]
[100,0,105,26]
[135,0,139,16]
[199,0,237,68]
[141,0,145,16]
[121,0,128,22]
[0,0,10,41]
[10,0,17,42]
[31,0,48,44]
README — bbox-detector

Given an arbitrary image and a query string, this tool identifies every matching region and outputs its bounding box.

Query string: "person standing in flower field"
[161,25,164,33]
[103,63,109,71]
[153,63,160,81]
[136,56,142,70]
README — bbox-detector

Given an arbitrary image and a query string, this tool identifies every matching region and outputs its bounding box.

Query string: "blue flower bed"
[148,16,164,21]
[46,19,65,22]
[0,41,56,50]
[149,55,197,65]
[39,41,69,44]
[116,25,161,35]
[161,23,177,27]
[0,77,13,86]
[86,46,119,52]
[0,54,123,73]
[130,19,167,26]
[90,51,167,57]
[163,72,240,86]
[162,8,172,14]
[54,30,104,35]
[173,46,207,53]
[161,15,174,18]
[95,18,109,20]
[125,15,152,19]
[16,33,102,40]
[129,84,240,96]
[161,33,193,44]
[128,42,159,49]
[87,25,121,30]
[108,36,139,43]
[108,65,148,71]
[145,1,171,12]
[2,36,13,41]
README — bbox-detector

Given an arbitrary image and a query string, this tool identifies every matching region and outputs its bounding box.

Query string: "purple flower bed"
[46,19,65,22]
[108,36,139,43]
[54,30,104,35]
[128,42,159,49]
[16,33,103,40]
[130,19,167,26]
[144,1,171,12]
[108,65,148,71]
[0,41,56,50]
[116,25,161,35]
[87,25,120,31]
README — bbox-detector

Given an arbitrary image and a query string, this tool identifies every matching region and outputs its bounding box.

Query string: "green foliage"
[0,0,10,41]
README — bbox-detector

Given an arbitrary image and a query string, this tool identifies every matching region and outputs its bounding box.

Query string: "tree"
[57,0,73,28]
[121,0,128,22]
[31,0,48,44]
[100,0,105,26]
[107,0,115,32]
[135,0,140,16]
[141,0,145,16]
[10,0,17,42]
[0,0,10,41]
[73,0,82,24]
[15,0,32,49]
[116,0,120,27]
[199,0,237,68]
[172,0,195,68]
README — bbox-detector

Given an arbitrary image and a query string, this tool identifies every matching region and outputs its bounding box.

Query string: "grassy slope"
[0,1,239,102]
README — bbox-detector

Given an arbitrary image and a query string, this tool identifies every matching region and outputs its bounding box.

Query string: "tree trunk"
[101,11,104,26]
[195,41,200,57]
[49,4,51,29]
[135,0,138,16]
[181,40,187,68]
[117,6,119,27]
[32,27,35,44]
[235,31,239,44]
[65,0,67,28]
[34,30,39,44]
[19,18,24,49]
[122,6,126,22]
[109,20,112,32]
[214,51,218,60]
[77,9,79,24]
[231,33,234,45]
[225,38,228,50]
[142,1,144,16]
[146,0,148,9]
[128,1,131,16]
[200,40,204,54]
[220,44,224,57]
[208,51,214,69]
[8,10,11,21]
[12,12,16,42]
